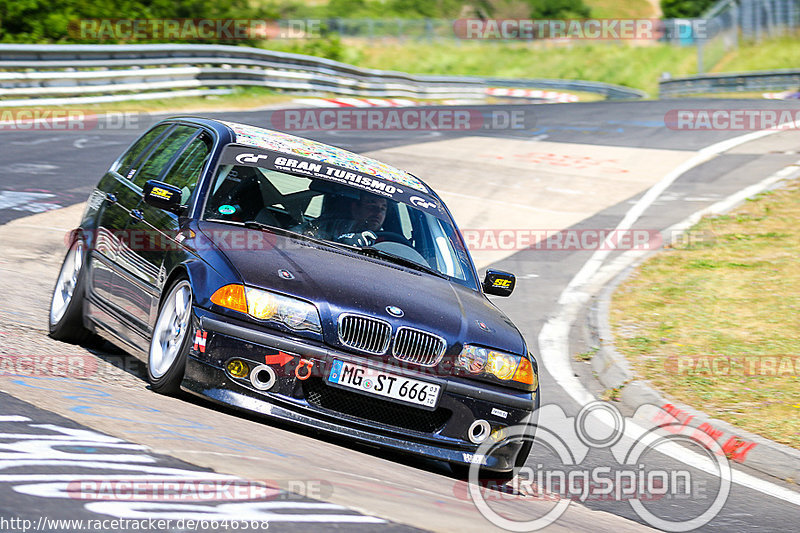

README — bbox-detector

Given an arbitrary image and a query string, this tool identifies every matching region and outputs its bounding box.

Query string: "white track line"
[538,125,800,506]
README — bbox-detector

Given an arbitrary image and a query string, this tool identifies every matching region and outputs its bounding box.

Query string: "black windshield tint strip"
[218,145,447,220]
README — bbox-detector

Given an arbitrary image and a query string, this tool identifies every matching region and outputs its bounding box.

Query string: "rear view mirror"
[143,180,184,214]
[483,269,515,297]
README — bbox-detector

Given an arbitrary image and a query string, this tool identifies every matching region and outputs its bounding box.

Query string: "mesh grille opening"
[303,378,451,434]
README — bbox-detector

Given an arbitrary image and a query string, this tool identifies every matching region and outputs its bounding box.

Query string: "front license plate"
[327,360,440,408]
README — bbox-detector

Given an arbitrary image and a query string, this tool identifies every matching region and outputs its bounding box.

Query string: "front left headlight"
[456,344,538,388]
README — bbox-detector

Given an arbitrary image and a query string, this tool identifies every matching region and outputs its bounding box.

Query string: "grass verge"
[265,39,699,96]
[610,179,800,448]
[262,33,800,96]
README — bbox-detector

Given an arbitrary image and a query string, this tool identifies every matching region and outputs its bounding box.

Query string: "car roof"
[165,116,433,196]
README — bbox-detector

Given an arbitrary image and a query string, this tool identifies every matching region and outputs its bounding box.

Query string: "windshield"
[202,156,477,288]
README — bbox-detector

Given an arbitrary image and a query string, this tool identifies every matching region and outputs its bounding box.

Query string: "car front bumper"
[182,307,539,472]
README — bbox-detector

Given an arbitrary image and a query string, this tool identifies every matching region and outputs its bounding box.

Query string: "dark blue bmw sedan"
[48,116,539,474]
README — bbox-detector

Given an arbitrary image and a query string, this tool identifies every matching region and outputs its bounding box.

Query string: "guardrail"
[0,43,645,106]
[479,77,646,100]
[0,43,486,106]
[659,69,800,97]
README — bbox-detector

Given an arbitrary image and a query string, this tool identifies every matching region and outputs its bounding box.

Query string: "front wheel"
[147,279,193,395]
[49,239,92,343]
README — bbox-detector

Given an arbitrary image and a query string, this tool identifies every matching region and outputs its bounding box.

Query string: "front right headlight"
[211,284,321,333]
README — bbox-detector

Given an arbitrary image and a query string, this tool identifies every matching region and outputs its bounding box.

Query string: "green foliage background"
[660,0,717,18]
[0,0,601,44]
[0,0,261,43]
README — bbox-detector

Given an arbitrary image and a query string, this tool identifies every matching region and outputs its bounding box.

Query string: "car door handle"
[105,193,117,204]
[130,209,144,222]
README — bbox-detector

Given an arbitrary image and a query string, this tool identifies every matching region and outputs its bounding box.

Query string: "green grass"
[712,34,800,73]
[259,31,800,97]
[584,0,659,18]
[262,39,699,96]
[610,180,800,448]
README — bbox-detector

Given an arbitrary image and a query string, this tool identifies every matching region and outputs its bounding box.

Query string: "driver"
[308,192,387,245]
[348,193,387,233]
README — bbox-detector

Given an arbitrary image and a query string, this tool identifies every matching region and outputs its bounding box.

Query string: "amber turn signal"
[210,284,248,314]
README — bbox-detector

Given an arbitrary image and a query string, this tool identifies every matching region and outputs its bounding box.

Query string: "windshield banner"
[220,146,446,218]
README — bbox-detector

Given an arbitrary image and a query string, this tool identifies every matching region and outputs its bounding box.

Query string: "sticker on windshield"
[221,146,445,218]
[218,204,237,215]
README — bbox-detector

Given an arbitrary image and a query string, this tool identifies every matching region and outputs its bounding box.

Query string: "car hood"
[199,222,526,356]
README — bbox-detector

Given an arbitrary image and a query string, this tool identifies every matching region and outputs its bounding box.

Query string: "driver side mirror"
[143,180,186,214]
[483,269,515,297]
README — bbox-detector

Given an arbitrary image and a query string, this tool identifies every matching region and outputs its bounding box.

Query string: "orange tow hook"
[295,359,314,380]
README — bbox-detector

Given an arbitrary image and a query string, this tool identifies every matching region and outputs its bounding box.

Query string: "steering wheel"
[374,231,411,246]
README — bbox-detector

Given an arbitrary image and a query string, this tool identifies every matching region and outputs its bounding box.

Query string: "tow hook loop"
[295,359,313,380]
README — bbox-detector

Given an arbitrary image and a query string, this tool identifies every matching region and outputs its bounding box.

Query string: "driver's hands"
[336,230,376,247]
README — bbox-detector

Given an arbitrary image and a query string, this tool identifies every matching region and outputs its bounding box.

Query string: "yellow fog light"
[490,427,508,442]
[227,359,250,379]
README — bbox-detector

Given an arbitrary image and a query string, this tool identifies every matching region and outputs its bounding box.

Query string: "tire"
[48,239,93,344]
[147,279,193,395]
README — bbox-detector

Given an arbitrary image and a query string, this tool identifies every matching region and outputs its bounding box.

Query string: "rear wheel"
[48,239,92,343]
[147,279,192,395]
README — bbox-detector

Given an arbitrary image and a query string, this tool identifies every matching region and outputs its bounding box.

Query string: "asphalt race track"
[1,100,799,532]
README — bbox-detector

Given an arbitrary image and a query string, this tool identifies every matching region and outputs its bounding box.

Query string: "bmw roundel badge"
[386,306,404,317]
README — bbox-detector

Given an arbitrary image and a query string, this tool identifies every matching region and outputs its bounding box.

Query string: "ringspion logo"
[467,402,731,531]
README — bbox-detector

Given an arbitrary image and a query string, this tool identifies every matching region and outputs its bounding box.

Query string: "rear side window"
[114,124,171,179]
[131,125,199,188]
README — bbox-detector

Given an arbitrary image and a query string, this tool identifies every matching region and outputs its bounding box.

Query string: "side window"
[161,134,212,204]
[131,125,199,188]
[114,124,171,179]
